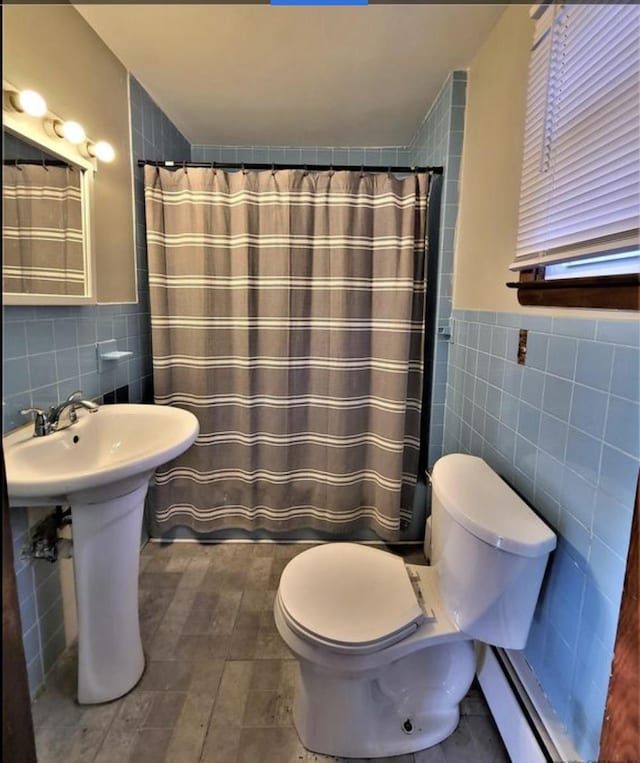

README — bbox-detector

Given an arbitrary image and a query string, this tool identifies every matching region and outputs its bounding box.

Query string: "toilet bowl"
[274,453,557,758]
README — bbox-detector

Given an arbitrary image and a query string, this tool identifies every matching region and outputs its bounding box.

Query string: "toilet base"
[292,640,476,759]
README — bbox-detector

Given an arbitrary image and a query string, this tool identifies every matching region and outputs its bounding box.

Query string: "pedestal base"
[71,482,147,704]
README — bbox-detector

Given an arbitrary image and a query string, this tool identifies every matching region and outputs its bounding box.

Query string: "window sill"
[506,273,640,310]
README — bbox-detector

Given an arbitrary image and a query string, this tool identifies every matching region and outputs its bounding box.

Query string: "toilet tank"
[430,454,556,650]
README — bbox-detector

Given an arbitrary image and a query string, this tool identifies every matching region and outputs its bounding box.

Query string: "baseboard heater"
[477,644,581,763]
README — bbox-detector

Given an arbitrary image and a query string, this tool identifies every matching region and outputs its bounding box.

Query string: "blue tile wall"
[130,74,191,311]
[409,71,467,468]
[444,309,639,760]
[192,144,411,167]
[8,504,75,696]
[2,75,189,698]
[4,131,49,162]
[2,303,154,433]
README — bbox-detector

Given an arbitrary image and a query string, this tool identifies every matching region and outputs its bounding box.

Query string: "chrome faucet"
[21,390,99,437]
[19,407,53,437]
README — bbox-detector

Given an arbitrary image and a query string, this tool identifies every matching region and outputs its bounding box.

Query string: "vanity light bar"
[10,89,47,117]
[87,140,115,163]
[4,87,115,163]
[59,120,87,145]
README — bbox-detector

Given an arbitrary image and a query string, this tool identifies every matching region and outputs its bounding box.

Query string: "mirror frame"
[3,98,97,306]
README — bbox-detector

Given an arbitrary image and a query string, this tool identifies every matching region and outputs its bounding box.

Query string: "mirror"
[2,127,95,304]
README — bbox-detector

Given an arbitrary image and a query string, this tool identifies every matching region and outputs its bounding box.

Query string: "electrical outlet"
[517,329,528,365]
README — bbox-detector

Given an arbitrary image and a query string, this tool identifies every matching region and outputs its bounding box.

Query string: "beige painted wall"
[452,5,532,314]
[3,4,136,303]
[452,5,635,319]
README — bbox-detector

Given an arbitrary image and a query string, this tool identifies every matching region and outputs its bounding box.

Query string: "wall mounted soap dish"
[97,340,133,373]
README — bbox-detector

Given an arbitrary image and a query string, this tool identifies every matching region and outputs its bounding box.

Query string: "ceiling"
[75,4,505,147]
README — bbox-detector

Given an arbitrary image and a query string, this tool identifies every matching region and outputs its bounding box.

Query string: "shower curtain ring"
[241,163,247,175]
[183,161,188,174]
[212,161,217,175]
[42,157,49,172]
[271,164,276,176]
[360,165,365,178]
[15,159,22,171]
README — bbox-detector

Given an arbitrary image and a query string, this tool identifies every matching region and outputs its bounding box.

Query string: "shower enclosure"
[143,163,442,541]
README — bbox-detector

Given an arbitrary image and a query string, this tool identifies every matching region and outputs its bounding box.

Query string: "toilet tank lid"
[432,454,557,558]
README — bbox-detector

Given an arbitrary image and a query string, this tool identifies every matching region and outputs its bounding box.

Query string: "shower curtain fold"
[144,166,429,541]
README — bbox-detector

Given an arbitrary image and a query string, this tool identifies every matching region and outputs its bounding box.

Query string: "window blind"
[511,3,640,271]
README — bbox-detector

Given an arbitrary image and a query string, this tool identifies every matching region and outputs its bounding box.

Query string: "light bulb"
[92,141,115,162]
[61,121,86,145]
[14,89,47,117]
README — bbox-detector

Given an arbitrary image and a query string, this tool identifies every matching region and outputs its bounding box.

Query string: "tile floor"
[31,542,510,763]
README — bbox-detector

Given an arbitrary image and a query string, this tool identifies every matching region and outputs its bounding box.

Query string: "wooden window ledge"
[506,272,640,310]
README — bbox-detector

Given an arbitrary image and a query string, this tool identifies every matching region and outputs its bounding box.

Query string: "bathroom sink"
[2,403,199,704]
[3,403,199,506]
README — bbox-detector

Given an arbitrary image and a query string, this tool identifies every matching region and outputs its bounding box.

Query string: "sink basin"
[3,403,199,704]
[4,403,199,506]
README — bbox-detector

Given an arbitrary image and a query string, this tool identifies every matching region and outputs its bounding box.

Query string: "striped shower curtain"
[3,164,84,296]
[144,166,429,540]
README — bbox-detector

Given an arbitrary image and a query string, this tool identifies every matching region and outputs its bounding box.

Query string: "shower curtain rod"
[4,159,72,168]
[138,160,443,174]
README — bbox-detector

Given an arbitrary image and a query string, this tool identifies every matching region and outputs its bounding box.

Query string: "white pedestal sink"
[3,404,199,704]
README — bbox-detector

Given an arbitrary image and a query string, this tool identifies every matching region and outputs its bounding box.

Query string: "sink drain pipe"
[20,506,73,563]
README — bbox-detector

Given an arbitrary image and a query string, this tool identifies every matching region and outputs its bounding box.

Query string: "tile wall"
[8,508,67,698]
[444,309,639,760]
[191,144,411,166]
[408,71,467,468]
[4,131,49,162]
[2,75,190,697]
[130,74,191,305]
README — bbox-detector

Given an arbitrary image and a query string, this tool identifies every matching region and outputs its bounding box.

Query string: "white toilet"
[273,453,557,758]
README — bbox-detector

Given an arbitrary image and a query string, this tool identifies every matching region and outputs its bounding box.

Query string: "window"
[545,250,640,280]
[508,2,640,309]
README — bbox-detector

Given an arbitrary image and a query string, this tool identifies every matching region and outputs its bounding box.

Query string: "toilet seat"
[277,543,426,655]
